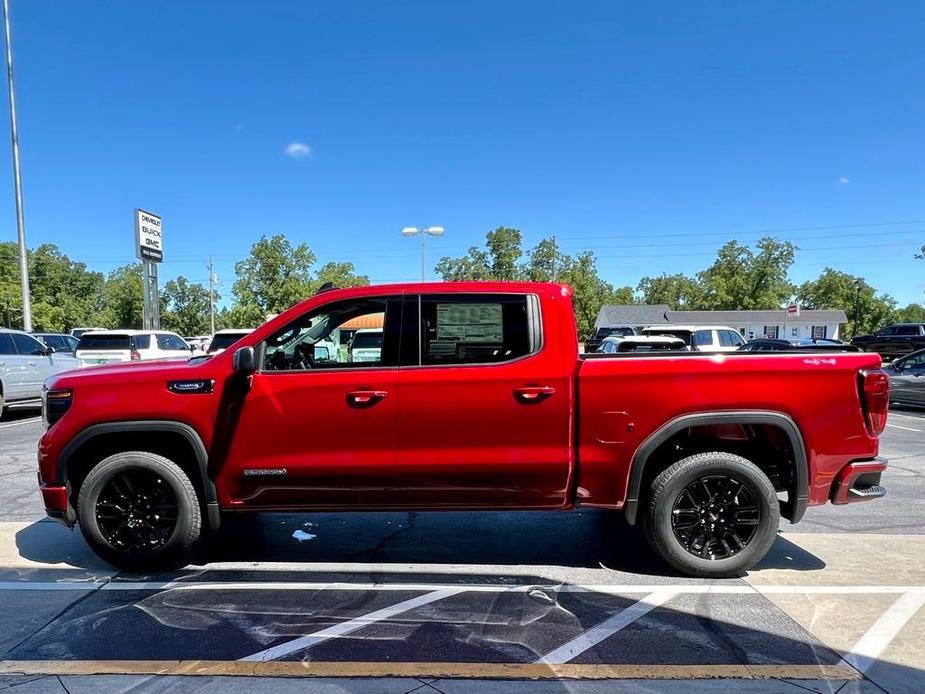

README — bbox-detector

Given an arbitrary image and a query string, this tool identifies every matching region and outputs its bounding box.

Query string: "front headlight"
[42,387,73,429]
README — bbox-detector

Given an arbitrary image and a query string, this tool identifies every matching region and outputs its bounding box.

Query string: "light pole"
[2,0,30,330]
[401,226,444,282]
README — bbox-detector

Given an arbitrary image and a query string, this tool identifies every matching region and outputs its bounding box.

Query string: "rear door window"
[156,334,189,351]
[693,330,713,348]
[408,294,534,366]
[134,334,151,349]
[0,333,16,355]
[719,330,745,347]
[895,326,921,336]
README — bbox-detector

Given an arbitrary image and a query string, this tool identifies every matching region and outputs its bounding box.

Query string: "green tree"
[896,303,925,323]
[559,251,634,337]
[636,273,704,309]
[435,247,493,281]
[697,237,796,310]
[795,268,898,338]
[231,235,317,326]
[99,264,144,329]
[524,238,570,282]
[161,276,213,336]
[485,227,523,280]
[314,261,370,289]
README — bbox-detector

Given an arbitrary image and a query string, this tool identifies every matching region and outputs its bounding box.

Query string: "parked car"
[642,325,746,352]
[348,328,383,363]
[207,329,254,354]
[885,348,925,405]
[0,328,79,414]
[38,282,889,578]
[69,327,106,339]
[851,323,925,361]
[586,326,637,353]
[738,338,860,352]
[597,335,686,353]
[33,332,79,355]
[74,330,192,366]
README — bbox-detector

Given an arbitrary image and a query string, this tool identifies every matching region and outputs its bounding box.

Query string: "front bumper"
[39,480,75,527]
[831,458,888,505]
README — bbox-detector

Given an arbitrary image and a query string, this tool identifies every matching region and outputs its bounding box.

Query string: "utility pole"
[2,0,31,330]
[207,255,216,335]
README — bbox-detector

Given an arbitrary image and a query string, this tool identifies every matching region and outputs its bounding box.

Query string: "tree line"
[1,231,922,339]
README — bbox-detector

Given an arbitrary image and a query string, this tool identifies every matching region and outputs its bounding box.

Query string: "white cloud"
[839,176,850,184]
[285,141,312,159]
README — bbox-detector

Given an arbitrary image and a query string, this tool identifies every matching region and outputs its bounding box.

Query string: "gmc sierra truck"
[37,282,890,577]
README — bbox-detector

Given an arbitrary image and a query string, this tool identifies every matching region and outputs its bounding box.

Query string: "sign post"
[134,209,163,330]
[785,302,799,340]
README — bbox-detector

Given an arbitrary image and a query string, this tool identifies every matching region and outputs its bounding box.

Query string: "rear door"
[892,352,925,404]
[396,292,572,507]
[0,332,27,400]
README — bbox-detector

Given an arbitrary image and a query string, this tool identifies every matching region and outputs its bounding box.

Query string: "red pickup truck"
[37,282,890,577]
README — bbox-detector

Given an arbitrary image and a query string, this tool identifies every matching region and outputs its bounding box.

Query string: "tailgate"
[76,350,131,366]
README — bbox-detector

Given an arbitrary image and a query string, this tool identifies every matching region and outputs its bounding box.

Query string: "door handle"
[346,390,388,407]
[514,385,556,403]
[28,361,36,366]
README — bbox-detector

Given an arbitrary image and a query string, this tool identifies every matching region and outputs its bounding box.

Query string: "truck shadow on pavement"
[13,509,824,579]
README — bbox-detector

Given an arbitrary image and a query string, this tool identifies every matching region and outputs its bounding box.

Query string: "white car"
[348,328,383,363]
[641,325,746,352]
[75,330,192,366]
[597,335,687,353]
[207,329,254,355]
[0,328,80,414]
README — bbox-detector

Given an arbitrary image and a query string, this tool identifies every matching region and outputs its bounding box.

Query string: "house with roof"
[594,305,848,341]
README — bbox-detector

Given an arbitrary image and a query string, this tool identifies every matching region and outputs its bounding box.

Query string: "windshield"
[209,333,248,351]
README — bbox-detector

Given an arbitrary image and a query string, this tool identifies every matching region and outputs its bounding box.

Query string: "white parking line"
[888,412,925,421]
[538,590,676,664]
[239,587,466,662]
[0,416,41,430]
[839,589,925,674]
[0,580,921,594]
[886,423,923,432]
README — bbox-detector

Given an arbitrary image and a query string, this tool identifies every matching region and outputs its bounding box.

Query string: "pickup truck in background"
[37,282,890,577]
[851,323,925,361]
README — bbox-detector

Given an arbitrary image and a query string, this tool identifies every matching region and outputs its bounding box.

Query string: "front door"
[892,352,925,405]
[396,292,573,508]
[10,332,51,399]
[219,295,404,508]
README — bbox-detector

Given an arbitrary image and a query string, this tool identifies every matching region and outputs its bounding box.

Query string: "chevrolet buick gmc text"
[37,283,890,577]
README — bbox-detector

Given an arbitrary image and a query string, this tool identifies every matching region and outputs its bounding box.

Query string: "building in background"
[595,305,847,341]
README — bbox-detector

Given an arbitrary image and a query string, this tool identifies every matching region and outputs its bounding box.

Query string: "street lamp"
[401,226,444,282]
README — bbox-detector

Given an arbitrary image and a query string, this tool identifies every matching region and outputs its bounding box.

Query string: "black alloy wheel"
[95,469,179,551]
[670,474,760,560]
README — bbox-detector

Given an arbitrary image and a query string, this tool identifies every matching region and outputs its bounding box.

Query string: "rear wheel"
[644,452,779,578]
[77,451,201,571]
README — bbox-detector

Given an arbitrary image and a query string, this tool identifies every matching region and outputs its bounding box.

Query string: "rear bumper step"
[831,458,888,505]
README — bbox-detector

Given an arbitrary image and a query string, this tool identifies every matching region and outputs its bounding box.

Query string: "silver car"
[886,349,925,406]
[0,328,80,415]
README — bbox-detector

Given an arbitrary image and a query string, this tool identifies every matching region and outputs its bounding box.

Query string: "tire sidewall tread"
[77,451,202,571]
[644,451,780,578]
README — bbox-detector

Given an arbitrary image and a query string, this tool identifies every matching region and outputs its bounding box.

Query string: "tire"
[77,451,202,571]
[643,452,780,578]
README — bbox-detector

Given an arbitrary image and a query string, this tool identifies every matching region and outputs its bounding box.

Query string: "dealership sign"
[134,209,163,262]
[787,302,800,317]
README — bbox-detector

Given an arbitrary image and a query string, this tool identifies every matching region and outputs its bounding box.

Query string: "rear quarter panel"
[577,352,883,508]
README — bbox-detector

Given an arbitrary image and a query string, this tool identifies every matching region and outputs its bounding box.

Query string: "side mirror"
[232,346,256,374]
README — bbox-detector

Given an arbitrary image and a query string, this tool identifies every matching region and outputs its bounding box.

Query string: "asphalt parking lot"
[0,407,923,693]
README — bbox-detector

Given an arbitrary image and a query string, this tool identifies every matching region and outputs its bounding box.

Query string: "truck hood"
[47,357,211,387]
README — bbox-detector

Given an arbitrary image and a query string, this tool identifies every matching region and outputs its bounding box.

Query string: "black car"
[851,323,925,361]
[739,338,860,352]
[585,326,636,353]
[32,332,79,355]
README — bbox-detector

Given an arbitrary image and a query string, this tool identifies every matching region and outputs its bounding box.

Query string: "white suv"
[641,325,746,352]
[75,330,192,366]
[0,328,80,414]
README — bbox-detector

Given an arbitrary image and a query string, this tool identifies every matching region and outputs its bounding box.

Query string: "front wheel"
[77,451,202,571]
[644,452,780,578]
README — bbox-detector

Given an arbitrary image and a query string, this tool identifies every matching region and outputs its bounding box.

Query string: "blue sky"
[1,1,923,305]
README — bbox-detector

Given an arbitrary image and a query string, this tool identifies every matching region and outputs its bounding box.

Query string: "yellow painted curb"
[0,661,862,680]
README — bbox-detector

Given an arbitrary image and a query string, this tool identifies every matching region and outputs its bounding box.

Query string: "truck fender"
[623,410,808,526]
[56,420,220,531]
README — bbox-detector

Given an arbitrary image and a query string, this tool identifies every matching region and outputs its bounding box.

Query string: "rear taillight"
[42,388,73,429]
[858,369,890,437]
[130,349,141,361]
